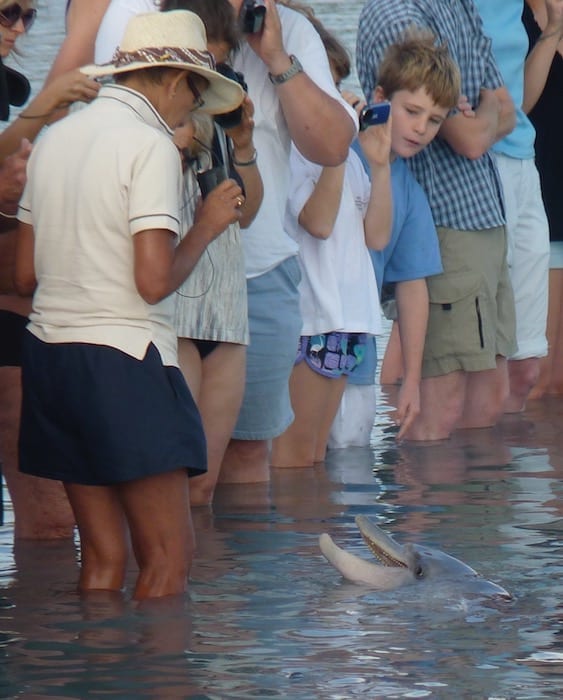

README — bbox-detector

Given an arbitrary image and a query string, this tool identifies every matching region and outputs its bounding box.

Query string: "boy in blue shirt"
[330,29,461,447]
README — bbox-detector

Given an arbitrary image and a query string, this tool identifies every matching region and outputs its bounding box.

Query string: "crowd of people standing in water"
[0,0,562,600]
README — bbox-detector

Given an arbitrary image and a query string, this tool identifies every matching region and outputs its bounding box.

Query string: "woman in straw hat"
[13,10,245,600]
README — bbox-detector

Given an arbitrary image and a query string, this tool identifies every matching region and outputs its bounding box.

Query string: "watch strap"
[268,55,303,85]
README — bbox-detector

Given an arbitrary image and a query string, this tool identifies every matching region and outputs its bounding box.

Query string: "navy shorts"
[19,333,207,485]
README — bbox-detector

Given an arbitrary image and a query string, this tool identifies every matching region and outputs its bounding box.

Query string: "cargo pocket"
[425,272,486,360]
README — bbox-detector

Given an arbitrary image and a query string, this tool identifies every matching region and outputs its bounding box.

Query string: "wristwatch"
[268,55,303,85]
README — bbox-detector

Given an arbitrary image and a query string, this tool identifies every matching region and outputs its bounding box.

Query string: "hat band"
[110,46,216,71]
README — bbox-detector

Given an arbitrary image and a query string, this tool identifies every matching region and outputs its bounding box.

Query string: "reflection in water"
[2,396,563,697]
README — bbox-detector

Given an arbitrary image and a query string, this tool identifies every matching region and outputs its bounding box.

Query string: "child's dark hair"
[377,27,461,109]
[161,0,240,53]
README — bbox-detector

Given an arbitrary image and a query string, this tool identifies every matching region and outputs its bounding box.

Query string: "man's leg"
[459,357,509,429]
[221,258,302,482]
[496,155,549,412]
[404,370,465,442]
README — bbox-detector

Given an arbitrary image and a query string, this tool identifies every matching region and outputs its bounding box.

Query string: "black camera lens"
[214,63,248,130]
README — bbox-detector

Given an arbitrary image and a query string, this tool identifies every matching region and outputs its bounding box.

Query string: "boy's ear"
[372,85,386,103]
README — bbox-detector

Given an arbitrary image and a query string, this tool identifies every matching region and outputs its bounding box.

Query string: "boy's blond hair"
[377,27,461,109]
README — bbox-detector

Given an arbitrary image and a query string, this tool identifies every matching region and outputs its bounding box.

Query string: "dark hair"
[161,0,240,52]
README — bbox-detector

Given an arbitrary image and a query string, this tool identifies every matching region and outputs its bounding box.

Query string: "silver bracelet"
[232,149,257,167]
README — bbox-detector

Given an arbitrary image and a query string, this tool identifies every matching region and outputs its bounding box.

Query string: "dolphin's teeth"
[362,535,408,568]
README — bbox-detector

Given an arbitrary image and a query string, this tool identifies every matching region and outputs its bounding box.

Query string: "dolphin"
[319,515,512,601]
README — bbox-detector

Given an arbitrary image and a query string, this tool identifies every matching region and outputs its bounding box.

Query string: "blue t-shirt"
[473,0,535,159]
[350,144,442,385]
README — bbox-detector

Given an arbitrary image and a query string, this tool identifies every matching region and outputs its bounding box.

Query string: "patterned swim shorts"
[295,332,368,378]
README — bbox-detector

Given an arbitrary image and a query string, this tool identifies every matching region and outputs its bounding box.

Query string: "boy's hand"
[193,178,244,237]
[358,114,392,167]
[394,378,421,442]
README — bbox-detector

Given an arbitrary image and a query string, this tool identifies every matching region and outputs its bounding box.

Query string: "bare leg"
[548,271,563,394]
[271,362,346,467]
[116,469,193,600]
[66,469,193,600]
[64,482,129,593]
[528,269,563,399]
[379,321,403,385]
[180,341,246,506]
[220,439,270,484]
[459,357,509,429]
[504,357,540,413]
[404,370,466,442]
[1,366,75,539]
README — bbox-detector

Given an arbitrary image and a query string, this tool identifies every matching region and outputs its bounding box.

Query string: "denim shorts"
[296,332,368,378]
[19,333,207,485]
[232,257,302,440]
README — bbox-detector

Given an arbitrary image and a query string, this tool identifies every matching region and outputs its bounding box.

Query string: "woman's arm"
[44,0,112,83]
[134,178,244,304]
[523,0,563,113]
[225,96,264,228]
[0,70,100,163]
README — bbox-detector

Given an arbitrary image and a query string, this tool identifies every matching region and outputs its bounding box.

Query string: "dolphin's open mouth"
[356,516,408,568]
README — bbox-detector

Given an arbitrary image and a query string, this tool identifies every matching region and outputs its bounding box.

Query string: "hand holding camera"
[240,0,287,75]
[194,178,244,239]
[240,0,266,34]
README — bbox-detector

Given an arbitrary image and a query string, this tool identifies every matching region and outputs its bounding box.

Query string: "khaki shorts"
[422,226,516,378]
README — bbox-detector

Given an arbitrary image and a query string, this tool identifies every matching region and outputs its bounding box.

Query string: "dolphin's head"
[319,515,512,601]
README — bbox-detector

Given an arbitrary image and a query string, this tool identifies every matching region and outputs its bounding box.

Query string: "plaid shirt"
[357,0,505,231]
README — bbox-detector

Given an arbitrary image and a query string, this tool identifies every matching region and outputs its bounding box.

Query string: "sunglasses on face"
[0,4,37,31]
[186,73,208,112]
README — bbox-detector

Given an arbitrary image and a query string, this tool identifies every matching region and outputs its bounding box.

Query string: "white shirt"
[18,85,185,367]
[233,5,356,278]
[95,0,158,63]
[286,145,382,336]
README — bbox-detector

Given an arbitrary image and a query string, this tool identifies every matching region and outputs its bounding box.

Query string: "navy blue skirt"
[19,333,207,485]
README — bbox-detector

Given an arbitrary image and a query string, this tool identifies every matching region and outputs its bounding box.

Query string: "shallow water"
[3,1,563,698]
[3,395,563,698]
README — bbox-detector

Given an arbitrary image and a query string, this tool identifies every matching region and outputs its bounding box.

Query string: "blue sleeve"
[382,165,443,284]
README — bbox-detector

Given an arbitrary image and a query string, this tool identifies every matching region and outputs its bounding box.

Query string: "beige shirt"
[18,84,186,367]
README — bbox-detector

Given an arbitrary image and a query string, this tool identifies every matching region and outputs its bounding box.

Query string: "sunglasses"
[186,73,207,112]
[0,4,37,31]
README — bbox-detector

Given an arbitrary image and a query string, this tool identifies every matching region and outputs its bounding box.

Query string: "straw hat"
[80,10,244,115]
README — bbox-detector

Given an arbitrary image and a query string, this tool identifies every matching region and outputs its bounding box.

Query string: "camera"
[240,0,266,34]
[214,63,248,130]
[359,102,391,131]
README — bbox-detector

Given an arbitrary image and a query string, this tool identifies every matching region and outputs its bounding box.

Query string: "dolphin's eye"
[415,565,424,579]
